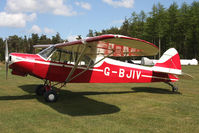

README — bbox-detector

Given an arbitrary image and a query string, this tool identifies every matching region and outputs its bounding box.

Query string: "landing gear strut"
[36,80,58,102]
[165,82,178,92]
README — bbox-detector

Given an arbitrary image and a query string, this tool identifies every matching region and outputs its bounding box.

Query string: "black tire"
[172,86,178,92]
[44,90,57,102]
[35,85,45,96]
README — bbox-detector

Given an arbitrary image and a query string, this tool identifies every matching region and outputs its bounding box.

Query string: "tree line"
[0,33,63,61]
[0,1,199,61]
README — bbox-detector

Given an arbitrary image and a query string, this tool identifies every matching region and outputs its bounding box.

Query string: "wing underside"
[34,34,159,57]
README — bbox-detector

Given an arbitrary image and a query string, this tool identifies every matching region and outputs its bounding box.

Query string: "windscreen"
[38,46,56,59]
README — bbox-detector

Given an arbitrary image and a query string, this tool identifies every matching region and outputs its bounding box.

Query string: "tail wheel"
[165,82,179,93]
[44,90,57,102]
[172,86,178,92]
[35,85,45,96]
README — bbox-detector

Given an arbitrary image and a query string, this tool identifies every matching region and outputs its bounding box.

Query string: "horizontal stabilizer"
[178,73,193,80]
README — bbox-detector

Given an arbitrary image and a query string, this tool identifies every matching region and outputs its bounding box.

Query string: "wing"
[34,34,159,57]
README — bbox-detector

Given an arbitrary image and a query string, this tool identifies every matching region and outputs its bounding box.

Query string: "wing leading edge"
[34,34,159,57]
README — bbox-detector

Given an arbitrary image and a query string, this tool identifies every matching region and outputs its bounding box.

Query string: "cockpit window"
[38,46,94,66]
[38,46,56,60]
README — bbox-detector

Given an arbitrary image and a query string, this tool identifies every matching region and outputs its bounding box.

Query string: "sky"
[0,0,195,41]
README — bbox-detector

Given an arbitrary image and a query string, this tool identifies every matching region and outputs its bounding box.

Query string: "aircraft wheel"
[44,90,57,102]
[35,85,45,96]
[172,86,178,92]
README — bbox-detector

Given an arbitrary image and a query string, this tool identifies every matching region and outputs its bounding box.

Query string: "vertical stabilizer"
[153,48,182,75]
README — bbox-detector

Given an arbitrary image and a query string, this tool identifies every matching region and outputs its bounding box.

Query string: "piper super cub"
[5,34,185,102]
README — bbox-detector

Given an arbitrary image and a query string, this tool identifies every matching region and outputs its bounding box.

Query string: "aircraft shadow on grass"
[0,84,179,116]
[131,87,181,94]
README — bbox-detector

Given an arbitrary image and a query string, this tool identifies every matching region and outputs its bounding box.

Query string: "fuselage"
[8,53,178,83]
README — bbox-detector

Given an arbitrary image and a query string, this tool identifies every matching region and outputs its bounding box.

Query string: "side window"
[50,51,60,62]
[59,50,72,63]
[50,50,71,63]
[81,56,94,67]
[50,49,94,66]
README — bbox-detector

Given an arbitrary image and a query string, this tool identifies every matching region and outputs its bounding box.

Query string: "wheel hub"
[48,94,55,101]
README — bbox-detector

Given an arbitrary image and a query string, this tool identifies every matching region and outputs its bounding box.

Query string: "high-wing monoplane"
[5,34,184,102]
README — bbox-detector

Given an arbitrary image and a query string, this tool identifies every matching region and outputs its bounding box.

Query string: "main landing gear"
[165,82,178,92]
[35,81,58,102]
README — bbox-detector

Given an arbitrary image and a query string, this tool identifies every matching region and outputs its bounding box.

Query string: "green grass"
[0,63,199,133]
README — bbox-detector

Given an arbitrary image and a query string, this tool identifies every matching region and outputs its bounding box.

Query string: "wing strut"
[68,50,114,83]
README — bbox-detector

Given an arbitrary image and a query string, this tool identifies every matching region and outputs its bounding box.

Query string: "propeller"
[5,40,9,80]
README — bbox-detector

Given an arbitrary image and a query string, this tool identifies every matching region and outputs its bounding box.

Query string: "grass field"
[0,63,199,133]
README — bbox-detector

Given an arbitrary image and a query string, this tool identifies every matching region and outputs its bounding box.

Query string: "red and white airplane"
[5,34,183,102]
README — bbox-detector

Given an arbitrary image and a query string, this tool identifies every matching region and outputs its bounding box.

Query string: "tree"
[8,35,22,53]
[120,17,130,36]
[176,2,190,58]
[52,32,62,44]
[187,1,199,59]
[167,2,179,49]
[23,36,28,53]
[156,3,168,57]
[29,33,39,53]
[0,38,4,61]
[87,29,94,37]
[145,4,159,45]
[39,34,51,44]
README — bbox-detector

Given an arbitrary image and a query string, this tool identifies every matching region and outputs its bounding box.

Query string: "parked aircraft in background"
[131,58,198,66]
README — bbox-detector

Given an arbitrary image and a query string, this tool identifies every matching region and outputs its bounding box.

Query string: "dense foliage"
[0,33,63,61]
[0,2,198,61]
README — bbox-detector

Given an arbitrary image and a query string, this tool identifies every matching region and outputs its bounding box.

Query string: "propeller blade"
[6,61,8,80]
[5,40,8,62]
[5,40,9,80]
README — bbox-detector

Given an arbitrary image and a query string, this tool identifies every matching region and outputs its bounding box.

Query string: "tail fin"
[153,48,182,75]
